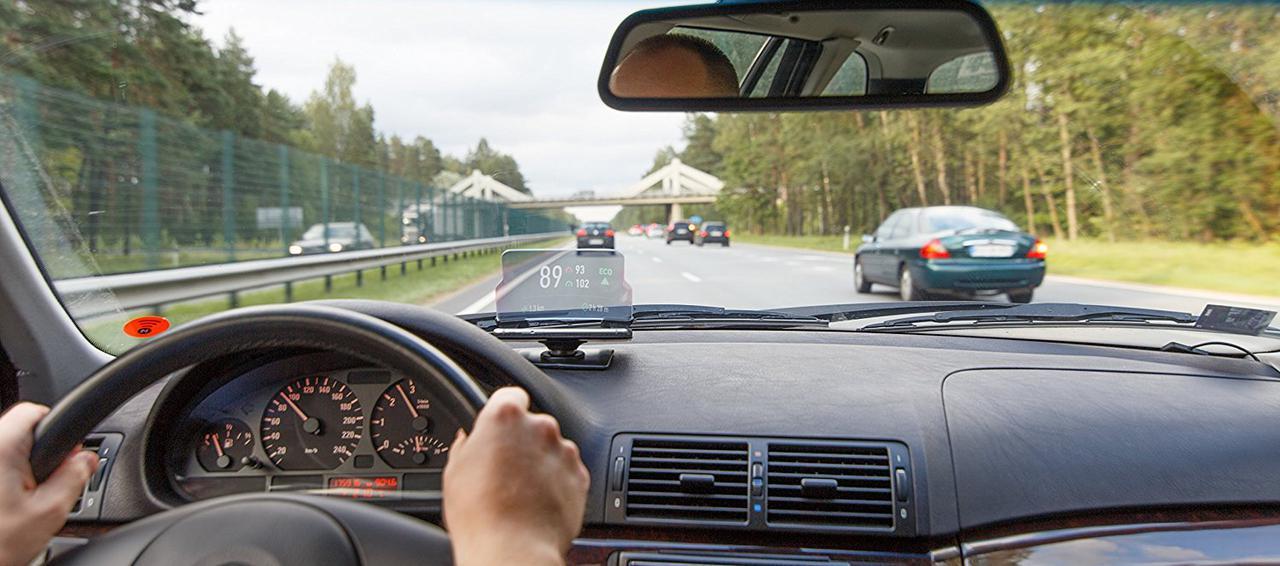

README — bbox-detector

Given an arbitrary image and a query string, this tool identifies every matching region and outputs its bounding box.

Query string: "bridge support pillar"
[666,202,683,224]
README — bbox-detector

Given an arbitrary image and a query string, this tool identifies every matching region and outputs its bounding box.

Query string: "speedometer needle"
[281,391,322,435]
[211,433,225,457]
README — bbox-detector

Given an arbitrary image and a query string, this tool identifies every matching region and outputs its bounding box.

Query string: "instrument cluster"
[170,364,464,501]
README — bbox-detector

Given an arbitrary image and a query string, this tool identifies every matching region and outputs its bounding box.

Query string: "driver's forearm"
[453,538,565,566]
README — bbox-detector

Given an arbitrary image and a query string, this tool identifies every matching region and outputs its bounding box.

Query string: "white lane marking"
[1045,275,1280,308]
[681,272,702,283]
[459,291,496,315]
[652,257,663,263]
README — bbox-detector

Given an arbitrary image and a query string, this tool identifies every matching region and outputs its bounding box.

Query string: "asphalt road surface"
[433,235,1280,316]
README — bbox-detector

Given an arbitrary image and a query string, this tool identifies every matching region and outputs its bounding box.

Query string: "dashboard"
[70,312,1280,564]
[162,354,465,503]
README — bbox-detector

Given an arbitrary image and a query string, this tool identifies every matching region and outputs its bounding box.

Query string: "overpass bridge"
[507,159,724,223]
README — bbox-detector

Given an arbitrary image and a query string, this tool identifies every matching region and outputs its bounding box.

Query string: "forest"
[0,0,531,193]
[621,5,1280,244]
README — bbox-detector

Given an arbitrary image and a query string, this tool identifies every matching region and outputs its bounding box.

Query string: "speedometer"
[260,376,363,470]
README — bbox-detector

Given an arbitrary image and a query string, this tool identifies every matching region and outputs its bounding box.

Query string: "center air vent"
[766,442,895,529]
[624,438,749,524]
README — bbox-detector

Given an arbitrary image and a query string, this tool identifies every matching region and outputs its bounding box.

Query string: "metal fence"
[0,74,564,280]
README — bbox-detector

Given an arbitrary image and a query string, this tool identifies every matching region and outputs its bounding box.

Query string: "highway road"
[433,235,1280,317]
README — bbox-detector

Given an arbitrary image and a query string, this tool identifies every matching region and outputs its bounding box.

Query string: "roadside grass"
[733,233,853,254]
[1043,238,1280,297]
[735,233,1279,297]
[78,238,568,354]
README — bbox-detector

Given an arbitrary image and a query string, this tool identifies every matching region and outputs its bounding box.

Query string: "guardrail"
[55,232,568,318]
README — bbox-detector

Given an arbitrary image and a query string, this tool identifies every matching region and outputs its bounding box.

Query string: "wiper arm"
[630,304,826,329]
[860,303,1196,330]
[775,301,1019,323]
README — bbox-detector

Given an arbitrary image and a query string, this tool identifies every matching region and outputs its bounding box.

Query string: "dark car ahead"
[576,222,615,249]
[666,220,697,244]
[288,222,377,255]
[695,221,730,247]
[854,206,1046,303]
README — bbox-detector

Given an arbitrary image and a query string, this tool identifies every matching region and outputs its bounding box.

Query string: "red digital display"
[327,476,399,498]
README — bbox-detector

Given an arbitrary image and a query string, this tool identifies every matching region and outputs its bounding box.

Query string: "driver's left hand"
[0,403,98,566]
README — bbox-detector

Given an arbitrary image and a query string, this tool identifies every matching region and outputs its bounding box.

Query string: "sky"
[193,0,688,203]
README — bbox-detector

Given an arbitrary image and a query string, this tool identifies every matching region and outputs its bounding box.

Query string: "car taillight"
[605,229,615,237]
[920,239,951,259]
[724,229,731,237]
[1028,239,1049,259]
[699,231,707,237]
[576,229,587,237]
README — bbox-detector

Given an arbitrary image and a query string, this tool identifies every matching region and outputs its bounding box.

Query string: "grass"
[733,233,854,254]
[735,233,1280,297]
[79,238,568,354]
[1043,238,1280,297]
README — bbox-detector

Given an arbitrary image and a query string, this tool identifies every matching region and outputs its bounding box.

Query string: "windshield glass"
[923,208,1019,234]
[1,1,1277,353]
[302,226,357,240]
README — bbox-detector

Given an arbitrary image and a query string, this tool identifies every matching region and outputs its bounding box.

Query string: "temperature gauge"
[196,419,254,472]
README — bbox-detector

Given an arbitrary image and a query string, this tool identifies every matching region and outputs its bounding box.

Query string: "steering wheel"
[28,304,501,566]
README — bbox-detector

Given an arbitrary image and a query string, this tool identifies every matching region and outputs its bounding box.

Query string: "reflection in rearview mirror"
[600,0,1009,111]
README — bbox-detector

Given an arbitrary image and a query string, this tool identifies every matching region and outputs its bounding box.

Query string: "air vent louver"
[625,438,749,523]
[766,443,894,529]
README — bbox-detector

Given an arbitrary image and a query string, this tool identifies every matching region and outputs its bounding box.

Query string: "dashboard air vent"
[625,437,749,523]
[766,442,894,529]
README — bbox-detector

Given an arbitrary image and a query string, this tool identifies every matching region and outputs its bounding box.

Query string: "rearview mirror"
[598,0,1010,112]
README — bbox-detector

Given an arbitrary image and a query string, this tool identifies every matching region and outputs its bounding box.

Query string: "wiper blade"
[774,301,1019,322]
[630,304,826,329]
[860,303,1196,330]
[632,304,819,321]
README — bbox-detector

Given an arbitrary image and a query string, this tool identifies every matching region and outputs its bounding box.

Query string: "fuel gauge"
[196,419,254,472]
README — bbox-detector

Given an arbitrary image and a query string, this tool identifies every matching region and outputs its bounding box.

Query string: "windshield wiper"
[463,304,827,331]
[630,305,826,329]
[858,303,1196,330]
[774,301,1020,323]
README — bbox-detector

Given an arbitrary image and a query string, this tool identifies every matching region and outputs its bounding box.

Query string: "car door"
[884,210,920,277]
[864,213,902,282]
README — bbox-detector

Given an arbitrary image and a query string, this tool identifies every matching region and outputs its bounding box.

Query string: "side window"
[822,51,868,96]
[927,52,999,94]
[875,214,901,239]
[890,212,917,239]
[749,40,790,97]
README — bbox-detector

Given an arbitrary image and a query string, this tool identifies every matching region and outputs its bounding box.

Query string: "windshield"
[1,1,1277,353]
[302,226,357,240]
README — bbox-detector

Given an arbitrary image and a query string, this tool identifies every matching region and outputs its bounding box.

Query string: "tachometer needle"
[396,384,419,418]
[211,433,225,457]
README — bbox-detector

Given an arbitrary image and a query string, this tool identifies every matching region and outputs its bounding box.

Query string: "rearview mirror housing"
[599,0,1010,112]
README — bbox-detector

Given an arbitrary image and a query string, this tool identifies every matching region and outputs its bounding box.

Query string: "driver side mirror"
[599,0,1010,112]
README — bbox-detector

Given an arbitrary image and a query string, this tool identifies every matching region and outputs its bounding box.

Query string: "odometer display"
[260,376,363,470]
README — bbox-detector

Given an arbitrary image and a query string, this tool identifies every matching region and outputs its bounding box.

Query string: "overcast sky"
[194,0,688,201]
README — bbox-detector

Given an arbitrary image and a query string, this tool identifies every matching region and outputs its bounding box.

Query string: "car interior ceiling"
[2,1,1280,565]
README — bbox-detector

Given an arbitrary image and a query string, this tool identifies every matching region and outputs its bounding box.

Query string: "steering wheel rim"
[31,303,488,483]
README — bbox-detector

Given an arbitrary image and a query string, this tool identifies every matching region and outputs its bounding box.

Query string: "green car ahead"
[854,206,1047,303]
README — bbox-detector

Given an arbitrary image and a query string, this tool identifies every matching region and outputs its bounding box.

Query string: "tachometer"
[260,376,363,470]
[371,378,448,467]
[196,419,254,472]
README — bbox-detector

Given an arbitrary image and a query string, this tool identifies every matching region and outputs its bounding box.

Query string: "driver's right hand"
[443,387,589,566]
